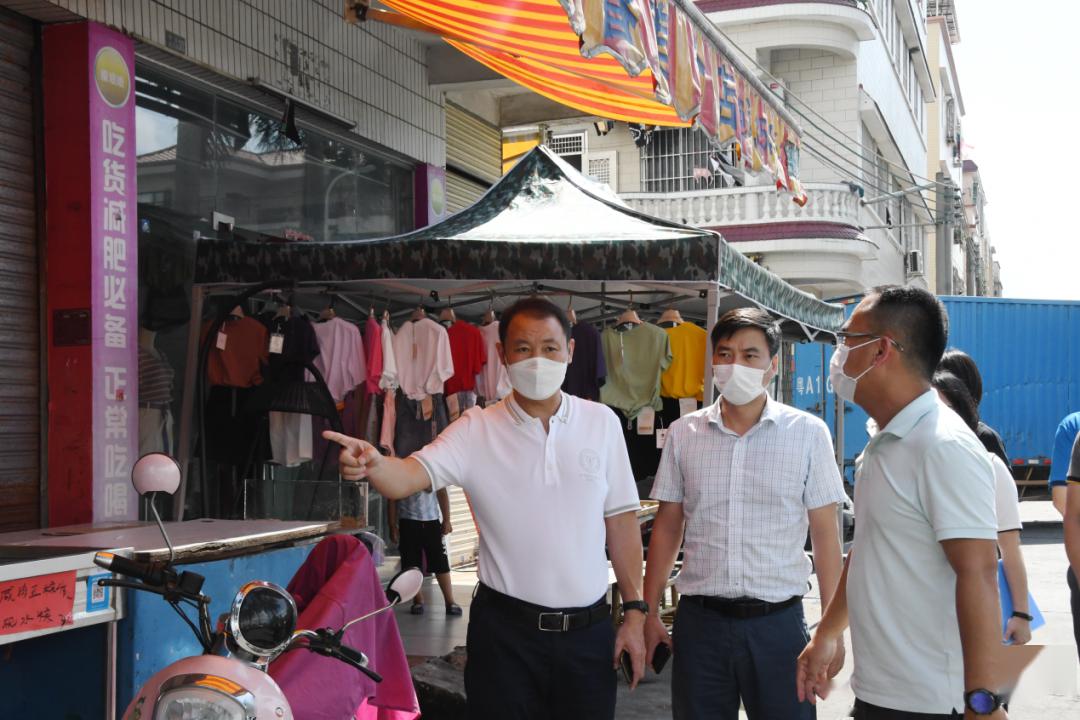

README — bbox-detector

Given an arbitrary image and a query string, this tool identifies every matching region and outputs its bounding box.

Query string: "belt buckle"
[538,611,569,632]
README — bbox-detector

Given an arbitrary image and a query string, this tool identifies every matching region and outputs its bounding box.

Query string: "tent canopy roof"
[193,145,842,337]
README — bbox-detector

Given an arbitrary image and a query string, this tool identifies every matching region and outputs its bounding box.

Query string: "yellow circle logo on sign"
[94,46,131,108]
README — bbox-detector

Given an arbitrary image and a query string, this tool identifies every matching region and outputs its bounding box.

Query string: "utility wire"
[714,28,943,221]
[801,138,889,192]
[801,142,892,195]
[714,25,953,190]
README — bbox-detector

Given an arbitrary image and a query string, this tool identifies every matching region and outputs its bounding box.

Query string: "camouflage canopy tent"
[192,146,843,341]
[174,145,846,519]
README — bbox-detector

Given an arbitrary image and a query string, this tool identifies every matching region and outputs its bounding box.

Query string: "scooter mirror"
[385,567,424,606]
[131,453,182,496]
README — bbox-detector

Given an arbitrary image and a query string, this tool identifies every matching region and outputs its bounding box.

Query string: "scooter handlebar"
[336,643,382,684]
[94,551,165,586]
[292,629,383,683]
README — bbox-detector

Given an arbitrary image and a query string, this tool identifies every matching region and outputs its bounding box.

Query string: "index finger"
[321,430,355,446]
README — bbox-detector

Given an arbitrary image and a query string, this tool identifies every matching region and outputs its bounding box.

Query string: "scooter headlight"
[155,675,254,720]
[228,581,297,658]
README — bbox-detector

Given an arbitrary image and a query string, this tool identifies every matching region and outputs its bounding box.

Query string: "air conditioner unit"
[906,250,923,274]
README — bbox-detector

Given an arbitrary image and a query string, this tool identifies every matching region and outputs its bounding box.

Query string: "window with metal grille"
[550,132,585,171]
[640,127,731,193]
[587,153,615,189]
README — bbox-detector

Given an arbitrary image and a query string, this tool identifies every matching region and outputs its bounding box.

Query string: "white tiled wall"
[42,0,444,165]
[768,47,860,184]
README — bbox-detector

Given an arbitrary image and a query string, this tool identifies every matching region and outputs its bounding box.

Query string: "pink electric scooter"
[93,453,422,720]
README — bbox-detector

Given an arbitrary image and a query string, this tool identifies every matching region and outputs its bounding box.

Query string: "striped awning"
[371,0,806,197]
[383,0,687,126]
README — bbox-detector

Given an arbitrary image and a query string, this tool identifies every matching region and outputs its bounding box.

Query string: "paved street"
[394,502,1080,718]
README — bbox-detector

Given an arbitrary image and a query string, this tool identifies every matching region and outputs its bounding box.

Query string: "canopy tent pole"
[703,284,720,406]
[174,285,205,521]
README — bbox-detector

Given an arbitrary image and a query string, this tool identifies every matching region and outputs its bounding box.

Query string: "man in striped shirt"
[643,308,847,720]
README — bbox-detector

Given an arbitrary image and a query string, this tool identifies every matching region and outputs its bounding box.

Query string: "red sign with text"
[0,570,76,635]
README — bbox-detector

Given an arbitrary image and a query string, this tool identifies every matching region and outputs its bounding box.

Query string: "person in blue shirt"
[1052,411,1080,662]
[1050,411,1080,516]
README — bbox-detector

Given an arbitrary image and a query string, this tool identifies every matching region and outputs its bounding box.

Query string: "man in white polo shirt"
[797,286,1006,719]
[324,297,647,719]
[643,307,847,720]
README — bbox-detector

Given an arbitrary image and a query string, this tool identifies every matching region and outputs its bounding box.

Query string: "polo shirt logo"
[579,449,602,480]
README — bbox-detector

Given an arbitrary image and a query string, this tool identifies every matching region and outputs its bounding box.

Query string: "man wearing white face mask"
[643,308,847,720]
[323,297,646,719]
[797,286,1005,720]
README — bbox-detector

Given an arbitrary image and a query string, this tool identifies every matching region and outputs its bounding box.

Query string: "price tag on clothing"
[636,407,656,435]
[421,395,434,421]
[216,332,227,351]
[679,398,698,417]
[269,333,285,354]
[656,428,668,449]
[446,393,461,422]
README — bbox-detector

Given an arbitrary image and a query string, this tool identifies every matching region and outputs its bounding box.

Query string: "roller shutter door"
[445,486,479,568]
[445,102,500,213]
[0,8,40,532]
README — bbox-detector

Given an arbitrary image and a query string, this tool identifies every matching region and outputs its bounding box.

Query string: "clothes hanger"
[616,292,642,330]
[273,293,291,320]
[410,296,426,322]
[566,295,577,326]
[439,296,456,326]
[318,294,336,322]
[481,295,496,326]
[228,303,244,320]
[657,307,683,326]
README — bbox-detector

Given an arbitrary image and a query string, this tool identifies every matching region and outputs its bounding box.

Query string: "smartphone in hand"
[619,651,634,685]
[652,643,671,674]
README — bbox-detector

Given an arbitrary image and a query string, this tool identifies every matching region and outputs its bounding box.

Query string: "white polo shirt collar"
[876,388,937,440]
[503,391,572,429]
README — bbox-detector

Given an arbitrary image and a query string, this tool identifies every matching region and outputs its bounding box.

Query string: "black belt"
[476,583,610,632]
[683,594,800,619]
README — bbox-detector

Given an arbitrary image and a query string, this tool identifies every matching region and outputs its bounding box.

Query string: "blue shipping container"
[792,296,1080,482]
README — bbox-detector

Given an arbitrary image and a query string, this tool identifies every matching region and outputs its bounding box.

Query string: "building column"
[42,22,138,525]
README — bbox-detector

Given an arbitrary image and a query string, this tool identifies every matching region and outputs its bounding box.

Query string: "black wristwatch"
[622,600,649,616]
[1011,610,1034,622]
[964,688,1004,715]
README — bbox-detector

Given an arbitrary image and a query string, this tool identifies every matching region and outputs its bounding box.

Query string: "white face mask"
[506,357,568,401]
[828,339,878,403]
[712,363,767,406]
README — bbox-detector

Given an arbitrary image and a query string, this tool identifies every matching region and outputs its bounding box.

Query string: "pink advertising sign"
[88,24,138,522]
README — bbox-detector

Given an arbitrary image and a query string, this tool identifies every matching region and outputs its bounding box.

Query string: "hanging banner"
[372,0,804,199]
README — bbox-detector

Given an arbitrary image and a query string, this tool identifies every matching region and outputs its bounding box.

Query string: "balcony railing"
[622,182,861,227]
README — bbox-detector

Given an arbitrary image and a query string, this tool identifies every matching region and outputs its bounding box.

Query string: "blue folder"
[998,559,1045,643]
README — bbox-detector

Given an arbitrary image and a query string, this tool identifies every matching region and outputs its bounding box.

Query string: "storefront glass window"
[135,66,414,241]
[134,66,414,523]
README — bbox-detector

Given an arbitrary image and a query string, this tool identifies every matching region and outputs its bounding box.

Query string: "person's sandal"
[446,603,463,617]
[410,603,425,615]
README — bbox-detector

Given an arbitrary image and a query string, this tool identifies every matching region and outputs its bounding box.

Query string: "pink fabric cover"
[270,535,419,720]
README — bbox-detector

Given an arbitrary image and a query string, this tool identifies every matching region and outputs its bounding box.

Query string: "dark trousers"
[1070,567,1080,663]
[398,518,450,576]
[853,699,960,719]
[464,588,616,719]
[671,597,814,720]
